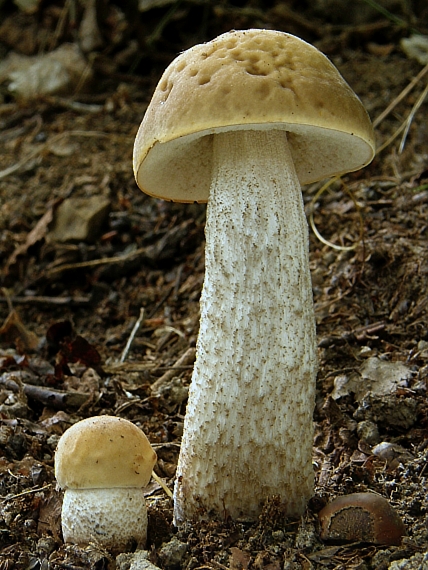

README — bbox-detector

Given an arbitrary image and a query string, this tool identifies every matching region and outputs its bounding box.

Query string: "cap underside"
[136,123,374,203]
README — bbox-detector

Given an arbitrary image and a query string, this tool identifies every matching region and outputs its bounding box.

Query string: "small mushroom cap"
[319,492,406,546]
[55,415,157,489]
[133,29,375,203]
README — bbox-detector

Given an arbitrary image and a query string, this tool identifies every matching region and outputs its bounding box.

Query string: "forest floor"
[0,1,427,569]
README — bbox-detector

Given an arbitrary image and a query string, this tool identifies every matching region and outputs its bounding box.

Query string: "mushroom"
[55,415,157,552]
[133,29,375,523]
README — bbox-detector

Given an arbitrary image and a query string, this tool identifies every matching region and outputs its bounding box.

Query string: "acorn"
[319,492,406,546]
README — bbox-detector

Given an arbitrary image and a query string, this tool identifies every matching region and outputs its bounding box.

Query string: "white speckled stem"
[174,129,317,524]
[62,488,147,552]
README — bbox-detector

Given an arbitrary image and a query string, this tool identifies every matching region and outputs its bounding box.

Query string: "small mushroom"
[133,29,375,524]
[319,492,406,546]
[55,415,157,552]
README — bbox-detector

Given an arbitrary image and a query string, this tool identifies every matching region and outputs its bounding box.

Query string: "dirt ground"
[0,1,428,569]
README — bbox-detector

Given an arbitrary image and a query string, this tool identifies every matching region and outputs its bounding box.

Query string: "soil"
[0,1,427,569]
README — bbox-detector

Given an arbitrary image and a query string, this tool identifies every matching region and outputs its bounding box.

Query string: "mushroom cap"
[55,415,157,489]
[133,29,375,203]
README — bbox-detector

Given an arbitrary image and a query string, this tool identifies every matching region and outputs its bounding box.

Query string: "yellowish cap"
[55,415,157,489]
[133,29,375,203]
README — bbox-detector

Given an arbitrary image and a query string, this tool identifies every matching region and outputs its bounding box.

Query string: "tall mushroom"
[133,29,375,523]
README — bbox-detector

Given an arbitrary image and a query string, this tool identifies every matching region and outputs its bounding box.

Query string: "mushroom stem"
[62,488,148,551]
[174,129,317,523]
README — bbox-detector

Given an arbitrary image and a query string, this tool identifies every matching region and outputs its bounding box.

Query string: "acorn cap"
[319,492,406,546]
[133,29,375,203]
[55,415,157,489]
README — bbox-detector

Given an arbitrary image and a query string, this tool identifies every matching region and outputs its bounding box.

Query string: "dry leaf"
[230,547,251,570]
[0,309,41,351]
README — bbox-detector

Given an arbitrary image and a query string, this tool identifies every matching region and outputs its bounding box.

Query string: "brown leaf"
[5,200,60,272]
[46,320,73,349]
[0,309,41,352]
[230,547,251,570]
[64,335,102,367]
[37,489,63,542]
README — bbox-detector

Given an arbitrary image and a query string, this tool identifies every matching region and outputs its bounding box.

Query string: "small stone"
[116,550,161,570]
[389,552,428,569]
[356,420,380,445]
[354,393,417,429]
[158,537,188,568]
[36,536,57,557]
[48,196,111,243]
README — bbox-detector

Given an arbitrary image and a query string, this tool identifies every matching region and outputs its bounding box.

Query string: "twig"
[44,96,103,113]
[208,561,229,570]
[375,79,428,155]
[44,240,169,278]
[308,177,364,252]
[146,285,175,320]
[375,118,409,155]
[0,295,90,306]
[1,287,13,312]
[115,396,156,414]
[360,0,408,28]
[150,347,196,393]
[146,0,184,47]
[0,377,89,410]
[2,484,52,503]
[151,471,173,499]
[373,62,428,128]
[105,362,193,373]
[48,0,73,51]
[315,288,354,314]
[43,245,155,279]
[0,130,130,181]
[120,308,145,363]
[398,81,428,154]
[318,321,386,348]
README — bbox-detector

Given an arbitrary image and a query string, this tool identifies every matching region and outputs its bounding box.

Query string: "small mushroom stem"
[62,488,148,552]
[174,129,317,523]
